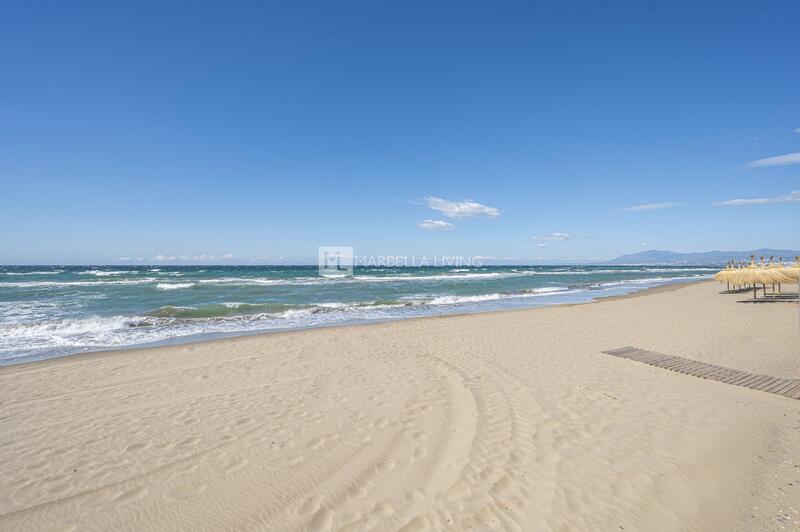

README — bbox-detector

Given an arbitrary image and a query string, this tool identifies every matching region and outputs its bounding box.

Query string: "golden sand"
[1,281,799,531]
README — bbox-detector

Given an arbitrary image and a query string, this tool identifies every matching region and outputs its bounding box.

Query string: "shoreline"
[0,278,709,370]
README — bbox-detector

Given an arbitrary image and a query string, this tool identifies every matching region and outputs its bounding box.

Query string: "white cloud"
[623,202,682,212]
[794,128,800,134]
[715,190,800,206]
[533,232,570,241]
[424,196,500,218]
[537,243,549,247]
[746,152,800,168]
[418,219,455,231]
[150,253,237,261]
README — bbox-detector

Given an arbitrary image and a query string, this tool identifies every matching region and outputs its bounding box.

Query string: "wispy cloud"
[150,253,237,261]
[746,152,800,168]
[424,197,501,218]
[794,128,800,134]
[533,232,570,241]
[418,219,454,231]
[623,202,682,212]
[715,190,800,206]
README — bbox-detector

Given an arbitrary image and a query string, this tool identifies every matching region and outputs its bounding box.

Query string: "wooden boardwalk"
[602,346,800,400]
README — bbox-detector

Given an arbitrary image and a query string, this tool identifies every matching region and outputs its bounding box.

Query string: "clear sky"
[1,1,798,264]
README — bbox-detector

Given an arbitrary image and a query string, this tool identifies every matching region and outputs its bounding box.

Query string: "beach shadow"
[737,297,799,304]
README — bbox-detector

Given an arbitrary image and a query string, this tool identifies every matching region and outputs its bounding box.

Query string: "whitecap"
[156,283,194,290]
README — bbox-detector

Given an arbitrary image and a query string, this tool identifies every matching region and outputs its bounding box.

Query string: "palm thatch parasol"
[714,261,736,291]
[728,260,751,292]
[733,256,774,299]
[784,256,800,283]
[762,256,792,294]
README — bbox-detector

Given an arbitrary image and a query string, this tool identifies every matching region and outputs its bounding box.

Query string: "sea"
[0,265,715,365]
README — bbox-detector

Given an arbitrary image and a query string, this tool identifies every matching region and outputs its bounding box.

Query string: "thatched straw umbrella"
[735,255,773,299]
[785,256,800,283]
[714,261,736,292]
[728,261,749,292]
[763,256,792,294]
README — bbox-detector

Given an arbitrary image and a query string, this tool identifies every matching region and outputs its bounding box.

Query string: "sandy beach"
[1,280,798,531]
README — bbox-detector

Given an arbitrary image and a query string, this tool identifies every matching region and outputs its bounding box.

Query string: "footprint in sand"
[370,502,394,518]
[399,516,431,532]
[411,431,427,443]
[125,442,149,453]
[298,494,323,516]
[346,485,369,500]
[376,459,395,473]
[405,489,425,502]
[308,507,333,532]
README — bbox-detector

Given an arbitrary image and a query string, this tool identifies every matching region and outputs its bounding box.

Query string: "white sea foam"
[78,270,137,276]
[315,302,350,309]
[0,279,158,289]
[156,283,195,290]
[2,271,64,276]
[591,275,706,288]
[428,287,569,305]
[428,294,507,305]
[0,315,137,339]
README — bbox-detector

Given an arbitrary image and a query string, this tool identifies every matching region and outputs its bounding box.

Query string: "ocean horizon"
[0,264,714,365]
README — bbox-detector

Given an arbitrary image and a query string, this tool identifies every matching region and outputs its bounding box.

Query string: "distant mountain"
[606,249,800,265]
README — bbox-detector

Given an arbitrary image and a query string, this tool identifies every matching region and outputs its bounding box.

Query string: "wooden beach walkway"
[603,346,800,400]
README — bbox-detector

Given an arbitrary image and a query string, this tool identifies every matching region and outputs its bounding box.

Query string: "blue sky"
[1,0,798,264]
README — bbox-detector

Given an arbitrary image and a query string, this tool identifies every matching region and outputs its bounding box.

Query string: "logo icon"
[318,247,354,277]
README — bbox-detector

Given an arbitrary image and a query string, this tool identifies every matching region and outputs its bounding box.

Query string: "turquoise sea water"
[0,265,714,364]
